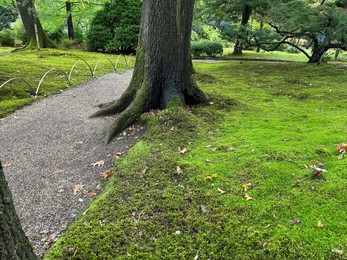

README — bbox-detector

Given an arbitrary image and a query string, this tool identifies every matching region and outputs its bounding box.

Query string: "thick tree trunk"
[92,0,207,143]
[308,40,328,63]
[16,0,56,48]
[0,161,37,260]
[233,4,252,55]
[66,2,74,40]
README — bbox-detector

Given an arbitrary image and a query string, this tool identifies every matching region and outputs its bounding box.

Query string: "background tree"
[16,0,56,48]
[247,0,347,63]
[0,161,37,259]
[0,4,18,31]
[86,0,141,53]
[92,0,208,143]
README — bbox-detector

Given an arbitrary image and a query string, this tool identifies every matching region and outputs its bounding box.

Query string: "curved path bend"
[0,71,139,256]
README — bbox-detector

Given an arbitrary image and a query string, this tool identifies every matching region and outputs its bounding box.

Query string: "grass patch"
[0,49,134,118]
[45,61,347,259]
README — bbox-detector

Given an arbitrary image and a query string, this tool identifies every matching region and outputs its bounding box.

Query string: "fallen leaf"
[242,183,252,191]
[228,147,235,152]
[331,249,344,255]
[73,183,84,195]
[317,220,324,228]
[90,160,105,167]
[204,173,217,181]
[87,191,97,197]
[336,143,347,151]
[54,169,65,174]
[179,148,188,154]
[140,167,149,176]
[100,170,113,179]
[217,188,225,194]
[211,147,217,152]
[244,194,253,200]
[295,218,301,224]
[174,166,182,175]
[338,152,345,160]
[2,162,13,168]
[113,152,123,159]
[289,220,295,225]
[262,242,268,248]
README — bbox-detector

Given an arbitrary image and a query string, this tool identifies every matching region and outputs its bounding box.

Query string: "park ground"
[1,48,347,259]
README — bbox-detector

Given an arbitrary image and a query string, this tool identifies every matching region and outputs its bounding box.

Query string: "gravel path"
[0,71,140,256]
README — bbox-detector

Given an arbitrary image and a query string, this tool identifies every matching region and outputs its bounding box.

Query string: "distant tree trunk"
[66,1,74,40]
[92,0,207,143]
[233,4,252,55]
[16,0,56,48]
[0,161,37,260]
[308,39,328,63]
[256,20,263,53]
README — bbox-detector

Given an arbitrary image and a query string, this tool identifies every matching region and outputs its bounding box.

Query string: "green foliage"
[191,41,223,57]
[86,0,141,53]
[10,18,26,45]
[0,5,18,31]
[0,29,15,47]
[46,60,347,259]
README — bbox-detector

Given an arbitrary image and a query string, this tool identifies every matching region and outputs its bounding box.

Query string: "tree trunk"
[66,2,74,40]
[308,39,328,63]
[16,0,56,48]
[256,20,263,53]
[233,4,252,55]
[0,161,37,260]
[92,0,208,144]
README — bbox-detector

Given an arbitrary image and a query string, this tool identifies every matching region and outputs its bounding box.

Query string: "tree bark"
[233,4,252,55]
[16,0,56,48]
[92,0,208,144]
[308,39,328,63]
[0,161,37,260]
[66,2,74,40]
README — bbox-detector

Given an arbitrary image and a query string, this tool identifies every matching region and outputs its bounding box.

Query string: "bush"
[0,29,15,47]
[86,0,141,53]
[191,41,223,57]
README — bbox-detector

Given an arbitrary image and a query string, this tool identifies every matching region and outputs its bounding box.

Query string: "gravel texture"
[0,71,140,256]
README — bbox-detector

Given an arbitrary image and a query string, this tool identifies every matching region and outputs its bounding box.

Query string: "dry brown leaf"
[100,170,113,179]
[113,152,123,159]
[336,143,347,151]
[174,166,182,175]
[317,220,324,228]
[140,167,149,177]
[87,191,97,197]
[73,183,84,195]
[2,162,13,168]
[90,160,105,167]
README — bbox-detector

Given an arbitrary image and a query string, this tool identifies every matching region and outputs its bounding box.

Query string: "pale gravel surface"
[0,70,140,256]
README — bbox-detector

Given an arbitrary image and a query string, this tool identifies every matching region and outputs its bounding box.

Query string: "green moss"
[0,49,135,118]
[46,60,346,259]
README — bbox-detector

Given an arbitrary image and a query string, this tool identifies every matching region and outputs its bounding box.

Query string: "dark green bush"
[191,41,223,57]
[86,0,141,53]
[0,29,15,47]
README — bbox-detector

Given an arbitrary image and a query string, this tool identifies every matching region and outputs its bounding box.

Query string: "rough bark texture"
[66,2,75,40]
[0,161,37,260]
[308,40,328,63]
[92,0,207,143]
[233,5,252,55]
[16,0,56,48]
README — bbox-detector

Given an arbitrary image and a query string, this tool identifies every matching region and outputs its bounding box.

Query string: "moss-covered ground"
[45,60,347,259]
[0,48,134,118]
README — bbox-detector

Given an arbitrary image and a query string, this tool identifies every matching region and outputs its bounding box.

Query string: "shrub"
[0,29,15,47]
[10,18,26,45]
[86,0,141,53]
[191,41,223,57]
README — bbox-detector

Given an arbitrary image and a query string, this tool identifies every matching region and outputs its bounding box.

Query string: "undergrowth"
[45,61,347,259]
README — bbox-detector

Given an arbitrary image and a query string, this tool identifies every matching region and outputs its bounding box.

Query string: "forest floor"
[45,61,347,259]
[0,71,142,257]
